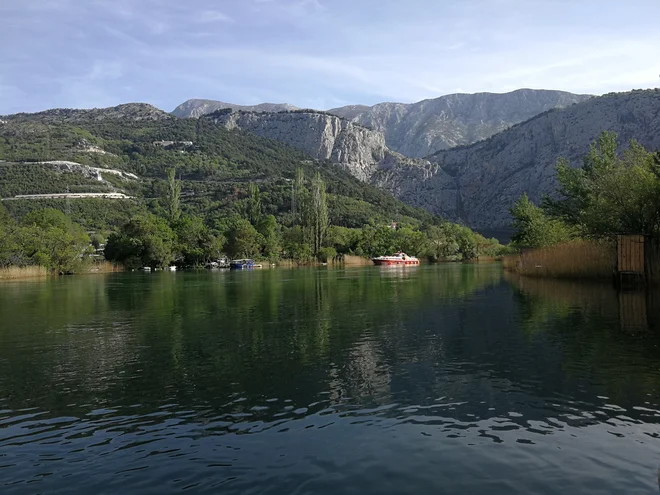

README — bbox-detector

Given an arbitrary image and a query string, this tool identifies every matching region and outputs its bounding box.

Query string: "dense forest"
[0,110,506,270]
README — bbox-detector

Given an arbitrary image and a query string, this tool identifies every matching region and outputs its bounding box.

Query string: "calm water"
[2,265,660,494]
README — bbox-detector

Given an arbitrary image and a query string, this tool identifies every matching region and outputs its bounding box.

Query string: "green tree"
[0,204,23,267]
[226,219,263,259]
[311,172,329,255]
[105,214,176,269]
[247,182,262,226]
[175,215,225,266]
[545,132,660,237]
[358,224,397,257]
[395,226,427,257]
[317,247,337,263]
[326,226,360,255]
[425,224,460,261]
[20,208,92,272]
[164,167,181,224]
[282,226,314,262]
[257,215,281,262]
[510,193,573,248]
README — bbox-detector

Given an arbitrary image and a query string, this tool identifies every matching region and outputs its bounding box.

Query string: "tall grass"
[342,255,373,266]
[0,266,50,280]
[503,241,615,280]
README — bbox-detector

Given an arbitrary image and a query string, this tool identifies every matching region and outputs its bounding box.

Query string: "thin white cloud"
[198,10,235,23]
[1,0,659,113]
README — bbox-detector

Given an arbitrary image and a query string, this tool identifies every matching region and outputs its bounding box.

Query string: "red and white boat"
[372,252,420,266]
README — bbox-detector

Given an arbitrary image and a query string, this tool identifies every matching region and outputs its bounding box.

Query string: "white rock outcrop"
[209,110,424,182]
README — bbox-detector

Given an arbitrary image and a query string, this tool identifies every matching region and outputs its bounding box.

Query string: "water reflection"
[0,266,660,494]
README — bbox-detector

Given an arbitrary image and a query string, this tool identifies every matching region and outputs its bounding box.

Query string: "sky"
[1,0,659,114]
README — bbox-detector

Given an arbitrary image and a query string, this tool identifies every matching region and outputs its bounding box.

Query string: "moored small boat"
[230,259,256,270]
[372,252,420,266]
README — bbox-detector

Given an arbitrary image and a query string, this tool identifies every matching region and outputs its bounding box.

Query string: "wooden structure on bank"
[616,234,645,286]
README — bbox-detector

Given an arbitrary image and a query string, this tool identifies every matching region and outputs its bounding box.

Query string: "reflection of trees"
[505,274,660,404]
[0,265,503,418]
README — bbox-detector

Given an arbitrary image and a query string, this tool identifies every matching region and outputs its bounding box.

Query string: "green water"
[1,265,660,494]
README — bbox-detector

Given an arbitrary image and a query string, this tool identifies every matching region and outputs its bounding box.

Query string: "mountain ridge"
[372,89,660,228]
[171,89,593,158]
[172,99,298,118]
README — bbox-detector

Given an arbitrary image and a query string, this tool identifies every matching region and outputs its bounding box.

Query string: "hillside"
[0,105,433,231]
[372,89,660,229]
[206,109,426,182]
[172,99,298,118]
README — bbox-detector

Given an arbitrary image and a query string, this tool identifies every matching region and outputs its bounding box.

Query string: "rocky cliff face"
[173,99,298,118]
[3,103,170,123]
[207,110,423,182]
[372,90,660,229]
[172,89,591,157]
[328,89,592,158]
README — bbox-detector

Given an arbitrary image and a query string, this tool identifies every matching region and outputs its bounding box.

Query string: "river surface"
[2,265,660,494]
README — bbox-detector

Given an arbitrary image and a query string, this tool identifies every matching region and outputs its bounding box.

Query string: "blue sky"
[1,0,659,114]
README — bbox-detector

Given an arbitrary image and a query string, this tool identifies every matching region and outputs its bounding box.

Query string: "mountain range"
[173,89,660,228]
[3,88,659,230]
[375,89,660,228]
[174,89,592,157]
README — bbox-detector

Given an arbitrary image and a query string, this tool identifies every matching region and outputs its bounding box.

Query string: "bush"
[317,247,337,263]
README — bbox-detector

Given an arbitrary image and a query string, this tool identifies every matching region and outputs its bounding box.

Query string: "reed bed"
[503,241,616,280]
[341,255,373,266]
[0,266,50,280]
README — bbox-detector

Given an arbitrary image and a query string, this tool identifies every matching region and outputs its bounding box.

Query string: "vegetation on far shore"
[506,132,660,279]
[0,112,508,273]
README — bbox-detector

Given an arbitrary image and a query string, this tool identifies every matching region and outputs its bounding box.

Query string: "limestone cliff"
[207,110,423,182]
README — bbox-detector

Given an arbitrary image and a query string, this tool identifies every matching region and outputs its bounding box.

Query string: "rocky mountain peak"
[328,89,593,158]
[172,99,299,118]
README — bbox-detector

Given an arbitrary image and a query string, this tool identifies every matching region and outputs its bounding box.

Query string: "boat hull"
[230,264,255,270]
[372,259,419,266]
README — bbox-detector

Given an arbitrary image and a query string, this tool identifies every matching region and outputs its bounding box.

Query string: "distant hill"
[0,104,433,230]
[172,99,299,118]
[328,89,593,157]
[371,89,660,228]
[2,103,171,124]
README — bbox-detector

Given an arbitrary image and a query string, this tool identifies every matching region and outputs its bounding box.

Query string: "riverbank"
[503,241,615,280]
[0,262,123,281]
[0,266,49,281]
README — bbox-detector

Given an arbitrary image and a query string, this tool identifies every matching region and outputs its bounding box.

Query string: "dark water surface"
[2,265,660,494]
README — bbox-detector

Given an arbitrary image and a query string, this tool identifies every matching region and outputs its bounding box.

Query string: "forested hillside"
[0,108,431,230]
[0,106,506,270]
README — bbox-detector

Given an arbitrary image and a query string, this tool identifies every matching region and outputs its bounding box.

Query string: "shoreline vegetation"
[502,241,615,280]
[0,165,510,278]
[0,105,514,279]
[504,132,660,282]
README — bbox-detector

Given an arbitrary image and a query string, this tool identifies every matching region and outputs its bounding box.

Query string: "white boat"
[372,252,420,266]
